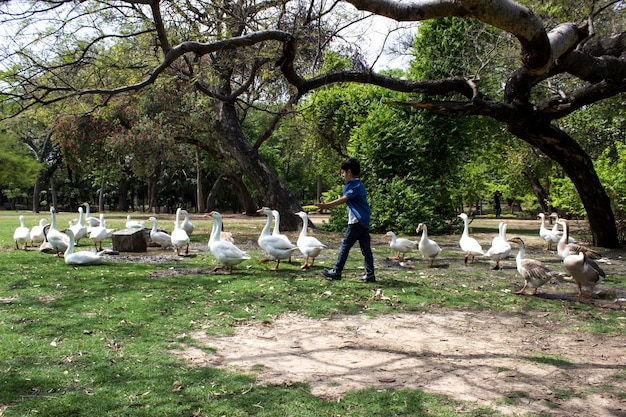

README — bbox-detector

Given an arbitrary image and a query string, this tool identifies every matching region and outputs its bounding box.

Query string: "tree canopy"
[0,0,625,244]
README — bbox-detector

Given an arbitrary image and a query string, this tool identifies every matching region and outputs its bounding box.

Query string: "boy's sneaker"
[358,274,376,283]
[322,268,342,280]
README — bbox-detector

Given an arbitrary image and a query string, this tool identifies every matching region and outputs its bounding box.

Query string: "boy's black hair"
[341,157,361,177]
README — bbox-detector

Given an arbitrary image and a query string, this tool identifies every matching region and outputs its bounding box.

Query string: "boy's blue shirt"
[343,178,371,228]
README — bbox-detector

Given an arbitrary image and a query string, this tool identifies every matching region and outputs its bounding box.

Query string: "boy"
[315,157,376,282]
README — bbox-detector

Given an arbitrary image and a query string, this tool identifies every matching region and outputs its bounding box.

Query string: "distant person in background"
[494,190,502,218]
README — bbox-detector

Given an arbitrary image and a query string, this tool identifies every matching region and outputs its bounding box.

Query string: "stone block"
[112,228,147,252]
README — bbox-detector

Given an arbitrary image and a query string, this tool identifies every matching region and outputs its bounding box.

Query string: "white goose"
[13,215,30,250]
[509,237,556,296]
[88,213,108,251]
[257,207,298,270]
[69,207,88,244]
[537,213,560,251]
[47,208,70,256]
[272,209,295,262]
[416,223,441,267]
[457,213,484,264]
[563,251,606,298]
[64,229,105,265]
[386,231,417,261]
[171,208,190,255]
[83,202,100,228]
[125,215,145,229]
[29,218,48,247]
[147,216,172,249]
[208,211,250,273]
[181,210,195,235]
[295,211,327,269]
[485,221,511,270]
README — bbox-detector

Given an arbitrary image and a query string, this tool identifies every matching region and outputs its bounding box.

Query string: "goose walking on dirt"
[563,251,606,299]
[386,231,417,261]
[257,207,298,270]
[457,213,484,265]
[208,211,250,273]
[295,211,327,269]
[509,237,556,296]
[416,223,441,267]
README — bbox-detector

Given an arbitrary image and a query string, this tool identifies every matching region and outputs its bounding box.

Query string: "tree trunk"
[98,176,106,212]
[195,148,205,213]
[522,169,549,214]
[206,174,224,212]
[224,173,258,216]
[49,177,58,209]
[148,174,158,213]
[118,177,129,212]
[213,100,302,230]
[509,123,618,247]
[32,176,41,213]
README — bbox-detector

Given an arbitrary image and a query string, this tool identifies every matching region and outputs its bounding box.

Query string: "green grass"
[1,210,625,416]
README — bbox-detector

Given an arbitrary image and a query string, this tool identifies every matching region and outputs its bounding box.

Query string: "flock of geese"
[13,206,607,298]
[11,204,327,274]
[386,212,607,299]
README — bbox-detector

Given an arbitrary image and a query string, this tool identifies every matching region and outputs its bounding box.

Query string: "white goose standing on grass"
[416,223,441,267]
[30,218,48,247]
[295,211,327,269]
[208,211,250,273]
[83,202,100,228]
[537,213,560,251]
[181,210,195,235]
[69,207,88,244]
[147,216,172,250]
[64,229,105,265]
[386,231,417,261]
[88,213,108,251]
[485,222,511,270]
[457,213,484,265]
[508,237,556,296]
[13,215,30,250]
[272,209,295,262]
[47,208,70,256]
[257,207,298,270]
[171,208,190,256]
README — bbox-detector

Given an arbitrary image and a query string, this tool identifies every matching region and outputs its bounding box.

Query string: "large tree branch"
[342,0,551,72]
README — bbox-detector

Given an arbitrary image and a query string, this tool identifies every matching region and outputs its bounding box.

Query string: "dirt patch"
[118,215,625,415]
[173,310,626,416]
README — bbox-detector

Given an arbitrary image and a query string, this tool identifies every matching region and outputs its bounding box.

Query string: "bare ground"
[156,217,626,417]
[173,309,626,416]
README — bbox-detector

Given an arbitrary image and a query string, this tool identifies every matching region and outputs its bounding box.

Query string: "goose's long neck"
[272,211,281,235]
[151,219,158,232]
[462,219,469,238]
[210,217,221,243]
[420,225,428,243]
[175,209,182,229]
[299,215,309,238]
[261,211,272,236]
[50,210,57,231]
[516,242,525,262]
[65,233,75,256]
